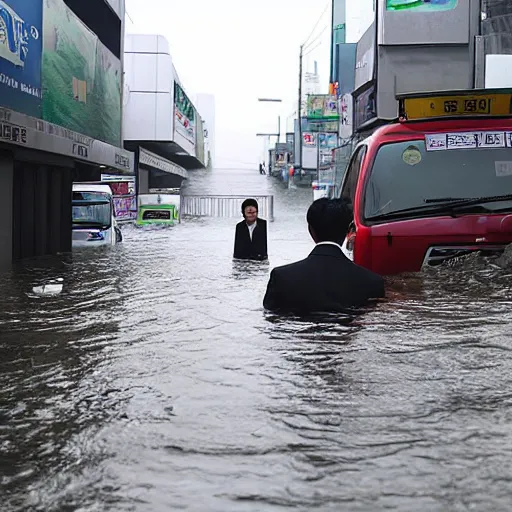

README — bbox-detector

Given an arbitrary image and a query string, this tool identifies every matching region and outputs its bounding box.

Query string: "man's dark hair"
[241,198,258,214]
[306,198,352,243]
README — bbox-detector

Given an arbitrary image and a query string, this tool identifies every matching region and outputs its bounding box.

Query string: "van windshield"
[72,192,112,228]
[364,141,512,220]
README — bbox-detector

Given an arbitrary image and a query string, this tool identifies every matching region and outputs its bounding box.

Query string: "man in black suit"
[263,198,384,314]
[233,198,268,261]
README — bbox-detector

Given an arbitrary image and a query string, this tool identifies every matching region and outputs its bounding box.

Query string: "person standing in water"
[233,198,268,261]
[263,198,384,313]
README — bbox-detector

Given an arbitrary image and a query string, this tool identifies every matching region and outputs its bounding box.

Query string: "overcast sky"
[125,0,373,168]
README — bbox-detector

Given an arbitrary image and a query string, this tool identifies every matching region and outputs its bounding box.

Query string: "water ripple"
[2,170,512,510]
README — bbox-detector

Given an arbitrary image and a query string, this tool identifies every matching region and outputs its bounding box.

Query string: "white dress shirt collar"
[247,221,257,240]
[315,241,343,252]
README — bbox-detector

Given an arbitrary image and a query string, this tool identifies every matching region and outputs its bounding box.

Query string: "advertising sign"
[379,0,469,45]
[0,0,122,147]
[42,0,122,147]
[0,0,43,117]
[386,0,457,12]
[354,85,377,131]
[195,114,205,164]
[302,118,338,133]
[318,133,338,149]
[339,93,353,139]
[113,196,137,221]
[399,90,512,121]
[174,81,196,144]
[355,23,375,91]
[0,106,134,171]
[307,95,339,119]
[302,132,317,170]
[101,175,136,221]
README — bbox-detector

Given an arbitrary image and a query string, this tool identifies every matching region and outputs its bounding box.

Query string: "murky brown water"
[2,168,512,511]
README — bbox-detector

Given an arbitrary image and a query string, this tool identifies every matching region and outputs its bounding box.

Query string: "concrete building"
[0,0,134,268]
[351,0,481,134]
[123,34,207,193]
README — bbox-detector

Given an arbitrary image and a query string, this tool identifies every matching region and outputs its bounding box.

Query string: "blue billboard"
[0,0,43,117]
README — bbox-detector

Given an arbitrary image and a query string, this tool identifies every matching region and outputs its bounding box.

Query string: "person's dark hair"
[306,198,352,243]
[241,198,258,215]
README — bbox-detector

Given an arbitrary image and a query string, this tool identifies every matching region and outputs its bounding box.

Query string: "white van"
[72,183,122,247]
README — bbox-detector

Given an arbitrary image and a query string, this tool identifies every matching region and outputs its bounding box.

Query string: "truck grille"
[422,245,506,268]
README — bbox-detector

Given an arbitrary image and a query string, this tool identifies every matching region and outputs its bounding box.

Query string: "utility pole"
[329,0,335,84]
[298,44,303,171]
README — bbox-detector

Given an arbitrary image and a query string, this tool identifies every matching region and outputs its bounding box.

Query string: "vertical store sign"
[174,81,196,144]
[0,0,43,117]
[338,93,353,139]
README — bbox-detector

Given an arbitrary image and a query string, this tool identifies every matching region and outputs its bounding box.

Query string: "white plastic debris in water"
[32,278,64,296]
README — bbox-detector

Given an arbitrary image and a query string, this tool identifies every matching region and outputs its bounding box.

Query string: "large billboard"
[386,0,457,12]
[379,0,470,45]
[306,95,339,119]
[0,0,43,117]
[42,0,122,147]
[0,0,122,147]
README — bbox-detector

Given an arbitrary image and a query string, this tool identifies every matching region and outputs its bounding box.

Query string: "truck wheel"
[115,227,123,243]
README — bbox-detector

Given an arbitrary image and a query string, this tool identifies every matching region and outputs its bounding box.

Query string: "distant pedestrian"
[233,198,268,261]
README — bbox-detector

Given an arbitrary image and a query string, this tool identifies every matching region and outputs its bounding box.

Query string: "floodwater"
[2,168,512,511]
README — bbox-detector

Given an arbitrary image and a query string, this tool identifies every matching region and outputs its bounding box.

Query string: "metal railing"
[181,195,274,221]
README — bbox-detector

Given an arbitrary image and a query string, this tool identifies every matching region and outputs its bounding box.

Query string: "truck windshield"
[364,141,512,220]
[72,192,112,228]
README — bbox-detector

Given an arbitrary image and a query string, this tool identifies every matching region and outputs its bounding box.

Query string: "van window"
[364,141,512,219]
[142,210,172,220]
[340,145,367,207]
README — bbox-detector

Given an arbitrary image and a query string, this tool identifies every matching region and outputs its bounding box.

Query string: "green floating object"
[137,204,179,226]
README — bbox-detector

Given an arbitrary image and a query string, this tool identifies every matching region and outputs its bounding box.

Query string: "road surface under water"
[2,168,512,511]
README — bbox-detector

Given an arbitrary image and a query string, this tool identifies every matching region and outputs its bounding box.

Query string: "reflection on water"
[2,169,512,511]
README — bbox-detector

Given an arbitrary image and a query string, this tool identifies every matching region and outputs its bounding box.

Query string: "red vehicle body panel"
[349,118,512,275]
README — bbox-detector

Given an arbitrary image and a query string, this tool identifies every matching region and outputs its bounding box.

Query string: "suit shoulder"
[271,258,308,276]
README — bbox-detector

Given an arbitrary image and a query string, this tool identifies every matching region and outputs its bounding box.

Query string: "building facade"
[123,34,206,193]
[0,0,134,267]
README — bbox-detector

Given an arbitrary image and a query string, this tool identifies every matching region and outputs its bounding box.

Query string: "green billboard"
[307,95,339,120]
[386,0,457,11]
[41,0,122,146]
